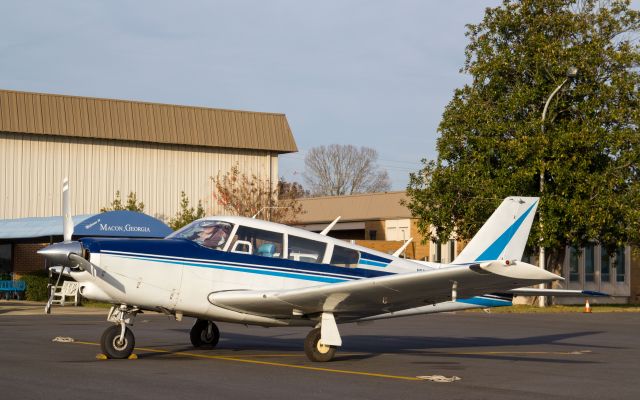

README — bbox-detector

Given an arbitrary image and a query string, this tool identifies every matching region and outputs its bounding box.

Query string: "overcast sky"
[2,0,512,189]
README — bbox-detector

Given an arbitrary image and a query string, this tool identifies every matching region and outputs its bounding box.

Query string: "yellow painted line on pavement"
[442,350,591,356]
[71,341,422,381]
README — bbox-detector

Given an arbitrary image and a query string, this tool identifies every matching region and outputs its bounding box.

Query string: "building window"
[584,244,594,282]
[615,247,626,282]
[434,242,441,263]
[600,247,610,283]
[569,246,579,282]
[521,246,534,264]
[0,244,12,278]
[369,230,377,240]
[448,239,455,263]
[385,219,410,241]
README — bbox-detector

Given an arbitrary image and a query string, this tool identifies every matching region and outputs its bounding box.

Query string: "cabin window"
[167,220,234,250]
[230,226,283,258]
[288,235,326,263]
[330,246,360,268]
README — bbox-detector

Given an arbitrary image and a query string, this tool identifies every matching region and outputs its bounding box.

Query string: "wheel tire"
[190,319,220,348]
[100,325,135,359]
[304,328,337,362]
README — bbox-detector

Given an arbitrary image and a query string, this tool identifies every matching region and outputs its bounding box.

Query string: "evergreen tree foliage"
[101,191,145,213]
[406,0,640,265]
[168,191,206,231]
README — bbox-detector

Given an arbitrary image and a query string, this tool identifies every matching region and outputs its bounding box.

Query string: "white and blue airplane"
[39,181,595,362]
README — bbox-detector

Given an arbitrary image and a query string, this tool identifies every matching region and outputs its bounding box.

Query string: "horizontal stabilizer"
[507,288,609,297]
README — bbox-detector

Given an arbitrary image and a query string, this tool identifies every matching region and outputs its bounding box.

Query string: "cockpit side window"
[288,235,327,264]
[167,220,234,250]
[229,226,284,258]
[330,245,360,268]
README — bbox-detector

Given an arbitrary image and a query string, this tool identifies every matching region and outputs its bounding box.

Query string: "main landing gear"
[304,328,337,362]
[100,305,139,359]
[190,319,220,347]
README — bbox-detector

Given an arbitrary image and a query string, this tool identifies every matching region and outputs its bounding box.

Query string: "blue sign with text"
[73,211,173,238]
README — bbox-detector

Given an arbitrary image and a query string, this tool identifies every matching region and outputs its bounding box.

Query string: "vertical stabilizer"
[453,197,538,264]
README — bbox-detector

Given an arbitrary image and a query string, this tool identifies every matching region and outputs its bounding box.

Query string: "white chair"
[51,281,80,306]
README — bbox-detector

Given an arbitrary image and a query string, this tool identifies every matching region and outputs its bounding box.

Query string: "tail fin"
[453,197,538,264]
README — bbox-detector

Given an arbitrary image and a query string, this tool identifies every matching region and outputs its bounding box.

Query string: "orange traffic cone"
[584,299,592,313]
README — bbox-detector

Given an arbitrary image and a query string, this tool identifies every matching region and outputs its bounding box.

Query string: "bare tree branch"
[303,145,391,196]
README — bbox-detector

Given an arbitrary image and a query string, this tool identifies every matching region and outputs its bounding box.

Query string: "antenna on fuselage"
[393,237,413,257]
[320,216,341,236]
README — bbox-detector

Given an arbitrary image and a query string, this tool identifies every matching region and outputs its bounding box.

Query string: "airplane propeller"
[40,178,86,314]
[62,178,73,242]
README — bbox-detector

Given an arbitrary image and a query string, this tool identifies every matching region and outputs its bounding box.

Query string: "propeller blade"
[62,178,73,242]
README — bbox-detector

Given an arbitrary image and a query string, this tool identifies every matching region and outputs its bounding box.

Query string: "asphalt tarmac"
[0,309,638,400]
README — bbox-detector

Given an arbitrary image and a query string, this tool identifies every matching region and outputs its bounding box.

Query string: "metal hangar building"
[0,88,298,276]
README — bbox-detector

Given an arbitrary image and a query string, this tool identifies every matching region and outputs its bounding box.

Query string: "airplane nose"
[38,241,85,269]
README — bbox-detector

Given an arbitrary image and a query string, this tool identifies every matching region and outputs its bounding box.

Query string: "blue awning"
[0,211,172,240]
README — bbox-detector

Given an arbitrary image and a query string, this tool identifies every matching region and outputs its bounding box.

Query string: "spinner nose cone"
[38,241,84,267]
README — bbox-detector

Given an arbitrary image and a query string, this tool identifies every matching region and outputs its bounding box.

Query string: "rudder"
[453,197,538,264]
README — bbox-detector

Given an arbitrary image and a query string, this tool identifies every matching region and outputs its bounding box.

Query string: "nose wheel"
[100,304,138,359]
[100,325,135,359]
[304,328,337,362]
[190,319,220,347]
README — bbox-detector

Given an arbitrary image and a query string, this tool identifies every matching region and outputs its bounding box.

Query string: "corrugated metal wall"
[0,132,278,220]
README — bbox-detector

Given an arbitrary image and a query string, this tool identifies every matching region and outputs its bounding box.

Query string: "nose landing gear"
[100,305,139,359]
[101,325,135,359]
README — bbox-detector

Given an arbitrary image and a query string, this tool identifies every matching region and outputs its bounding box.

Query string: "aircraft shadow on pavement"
[137,330,615,364]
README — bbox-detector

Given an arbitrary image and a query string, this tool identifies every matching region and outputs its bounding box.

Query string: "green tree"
[101,191,145,212]
[168,191,206,231]
[406,0,640,272]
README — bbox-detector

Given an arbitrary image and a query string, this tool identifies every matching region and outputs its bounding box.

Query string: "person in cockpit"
[199,223,231,250]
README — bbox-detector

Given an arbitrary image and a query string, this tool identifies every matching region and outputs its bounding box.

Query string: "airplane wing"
[208,260,561,320]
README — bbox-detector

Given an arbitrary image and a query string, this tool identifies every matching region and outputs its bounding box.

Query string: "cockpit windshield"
[167,220,234,250]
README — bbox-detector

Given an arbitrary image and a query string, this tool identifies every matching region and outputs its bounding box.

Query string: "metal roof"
[296,191,411,224]
[0,89,297,153]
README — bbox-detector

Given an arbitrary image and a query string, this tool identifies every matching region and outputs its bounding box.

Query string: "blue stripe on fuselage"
[361,252,392,264]
[81,237,393,281]
[116,254,348,283]
[359,259,388,267]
